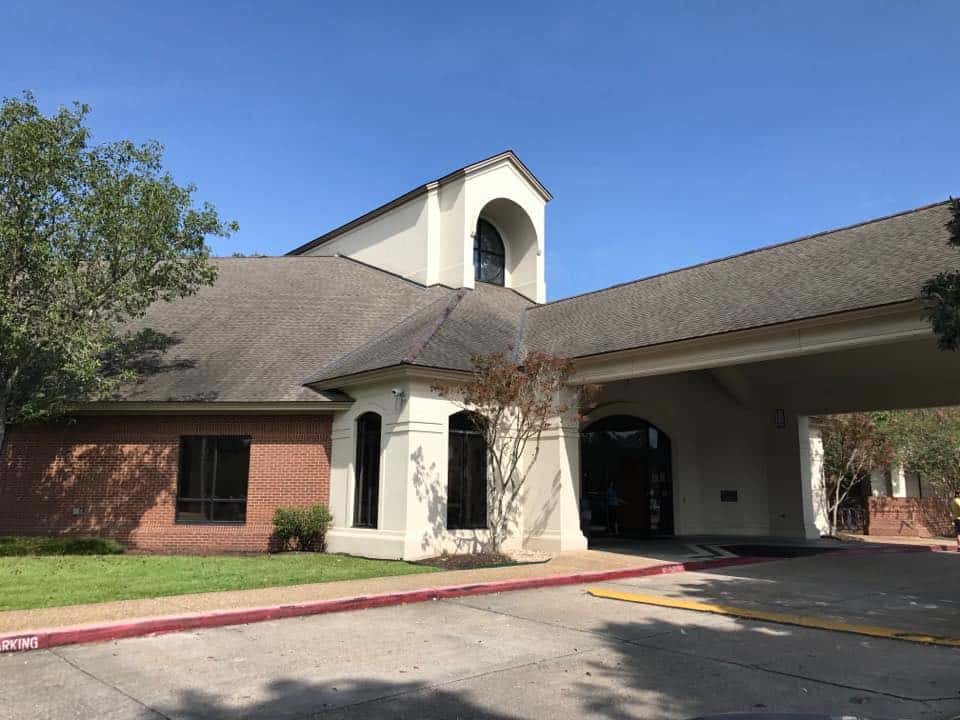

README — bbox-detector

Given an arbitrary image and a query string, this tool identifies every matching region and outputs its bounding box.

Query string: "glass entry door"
[580,415,673,538]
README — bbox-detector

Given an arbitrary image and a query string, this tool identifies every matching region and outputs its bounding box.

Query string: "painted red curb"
[0,555,762,654]
[0,543,938,655]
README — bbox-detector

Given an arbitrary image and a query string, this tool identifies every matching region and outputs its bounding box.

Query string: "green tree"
[0,92,236,453]
[817,413,894,535]
[874,407,960,497]
[433,352,596,552]
[921,197,960,350]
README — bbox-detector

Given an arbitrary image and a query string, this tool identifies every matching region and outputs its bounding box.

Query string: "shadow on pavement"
[133,560,960,720]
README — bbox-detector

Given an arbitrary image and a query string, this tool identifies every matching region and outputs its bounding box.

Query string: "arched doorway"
[580,415,673,538]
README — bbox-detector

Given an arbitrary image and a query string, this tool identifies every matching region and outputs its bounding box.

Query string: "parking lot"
[1,549,958,719]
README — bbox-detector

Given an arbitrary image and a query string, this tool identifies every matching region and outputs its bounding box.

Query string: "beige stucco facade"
[301,153,548,302]
[321,304,960,560]
[305,155,960,561]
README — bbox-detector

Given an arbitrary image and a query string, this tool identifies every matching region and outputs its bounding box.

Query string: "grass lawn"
[0,548,437,611]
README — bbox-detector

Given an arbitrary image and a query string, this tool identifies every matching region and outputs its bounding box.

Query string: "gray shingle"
[117,256,448,402]
[522,201,956,359]
[305,282,533,385]
[116,199,957,402]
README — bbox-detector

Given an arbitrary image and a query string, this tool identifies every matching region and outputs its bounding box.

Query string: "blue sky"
[4,1,959,300]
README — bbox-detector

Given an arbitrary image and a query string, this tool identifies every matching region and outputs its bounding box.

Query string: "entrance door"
[580,415,673,538]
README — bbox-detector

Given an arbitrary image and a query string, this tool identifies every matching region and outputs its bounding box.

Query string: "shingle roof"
[117,199,956,403]
[305,282,533,386]
[522,201,955,359]
[117,256,450,402]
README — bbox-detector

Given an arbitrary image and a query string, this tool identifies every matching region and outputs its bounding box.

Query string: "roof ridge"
[531,198,952,312]
[511,306,530,363]
[301,289,457,386]
[404,289,468,364]
[331,254,435,290]
[286,150,551,256]
[474,280,539,306]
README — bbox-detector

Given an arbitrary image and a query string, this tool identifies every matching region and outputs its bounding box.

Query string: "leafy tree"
[874,407,960,497]
[921,197,960,350]
[816,413,895,535]
[0,92,236,453]
[433,352,596,552]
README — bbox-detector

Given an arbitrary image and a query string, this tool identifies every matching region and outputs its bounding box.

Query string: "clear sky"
[4,1,959,300]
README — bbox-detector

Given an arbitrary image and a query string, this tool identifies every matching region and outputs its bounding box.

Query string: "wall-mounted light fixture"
[774,408,786,429]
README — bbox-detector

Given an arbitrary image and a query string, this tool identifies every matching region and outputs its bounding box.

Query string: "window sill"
[446,527,490,532]
[174,520,247,526]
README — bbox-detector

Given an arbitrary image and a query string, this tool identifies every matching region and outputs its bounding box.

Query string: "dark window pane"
[176,436,250,523]
[447,412,488,530]
[464,432,487,528]
[212,500,247,522]
[447,433,464,527]
[474,219,505,286]
[176,500,209,522]
[354,413,381,528]
[178,438,205,499]
[214,438,250,499]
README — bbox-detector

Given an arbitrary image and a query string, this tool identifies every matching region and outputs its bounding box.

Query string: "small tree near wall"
[433,352,596,553]
[817,413,895,535]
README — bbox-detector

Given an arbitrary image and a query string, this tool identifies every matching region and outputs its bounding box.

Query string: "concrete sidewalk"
[0,549,669,635]
[4,556,957,720]
[838,532,956,548]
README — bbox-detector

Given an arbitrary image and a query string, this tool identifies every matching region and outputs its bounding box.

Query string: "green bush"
[272,503,333,552]
[0,536,125,556]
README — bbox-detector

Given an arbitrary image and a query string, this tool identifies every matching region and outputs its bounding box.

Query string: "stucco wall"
[326,379,536,560]
[304,158,546,302]
[585,372,773,536]
[305,194,432,284]
[325,377,583,560]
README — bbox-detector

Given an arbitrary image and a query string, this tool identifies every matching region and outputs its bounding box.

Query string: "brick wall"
[0,415,331,553]
[867,497,952,538]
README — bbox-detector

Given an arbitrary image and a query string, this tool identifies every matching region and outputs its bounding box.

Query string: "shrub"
[272,503,333,552]
[0,536,125,556]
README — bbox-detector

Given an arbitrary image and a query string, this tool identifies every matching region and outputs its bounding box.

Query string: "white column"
[891,463,908,497]
[798,416,829,538]
[522,414,588,553]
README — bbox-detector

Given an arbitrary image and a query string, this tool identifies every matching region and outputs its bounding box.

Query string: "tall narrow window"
[354,412,382,528]
[176,436,251,523]
[474,218,505,285]
[447,411,488,529]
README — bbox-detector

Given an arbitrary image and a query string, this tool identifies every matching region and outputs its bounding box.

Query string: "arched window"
[474,218,505,285]
[447,411,487,529]
[353,412,381,528]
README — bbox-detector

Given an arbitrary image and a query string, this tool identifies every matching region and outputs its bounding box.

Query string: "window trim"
[175,435,251,525]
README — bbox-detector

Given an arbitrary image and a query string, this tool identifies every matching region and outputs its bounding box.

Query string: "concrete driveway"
[1,550,958,720]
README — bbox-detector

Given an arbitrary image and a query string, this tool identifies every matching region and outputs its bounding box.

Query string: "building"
[2,151,960,557]
[865,463,949,537]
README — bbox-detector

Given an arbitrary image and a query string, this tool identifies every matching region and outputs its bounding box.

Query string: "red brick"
[867,497,951,538]
[0,415,331,553]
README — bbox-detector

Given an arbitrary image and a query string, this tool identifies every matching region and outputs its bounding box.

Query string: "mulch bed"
[414,553,519,571]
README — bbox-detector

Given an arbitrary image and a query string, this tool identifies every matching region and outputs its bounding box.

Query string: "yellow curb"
[586,587,960,648]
